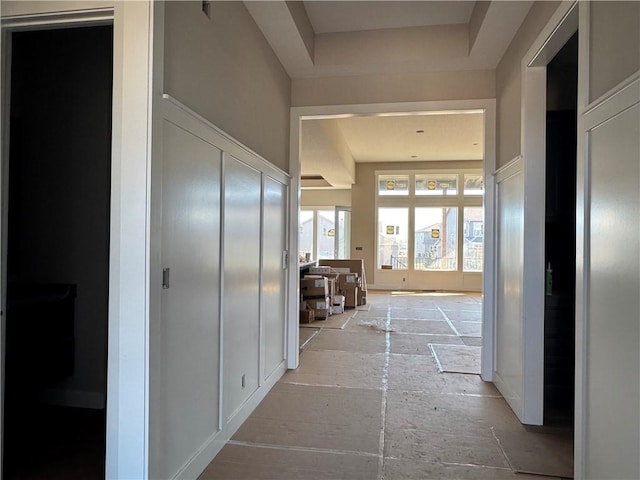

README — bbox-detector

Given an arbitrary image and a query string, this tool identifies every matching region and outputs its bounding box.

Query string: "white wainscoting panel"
[493,158,525,421]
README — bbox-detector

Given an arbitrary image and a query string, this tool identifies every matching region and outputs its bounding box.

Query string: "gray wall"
[301,189,351,207]
[588,1,640,102]
[292,70,495,107]
[163,1,291,171]
[495,1,560,169]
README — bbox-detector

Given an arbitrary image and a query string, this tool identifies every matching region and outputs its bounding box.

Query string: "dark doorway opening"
[544,31,578,427]
[4,25,113,479]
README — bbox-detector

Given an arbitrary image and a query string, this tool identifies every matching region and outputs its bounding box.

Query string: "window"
[377,208,408,269]
[300,207,351,261]
[376,170,483,274]
[415,207,458,270]
[299,210,314,261]
[464,174,484,195]
[463,207,483,272]
[317,209,335,259]
[415,173,458,196]
[378,174,409,196]
[336,208,351,259]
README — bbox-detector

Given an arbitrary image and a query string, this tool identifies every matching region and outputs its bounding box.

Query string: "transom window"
[378,174,409,196]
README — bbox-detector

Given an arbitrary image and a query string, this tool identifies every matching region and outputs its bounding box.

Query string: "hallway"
[199,292,569,479]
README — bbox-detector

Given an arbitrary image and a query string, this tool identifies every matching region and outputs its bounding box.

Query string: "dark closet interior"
[544,32,578,426]
[4,25,113,479]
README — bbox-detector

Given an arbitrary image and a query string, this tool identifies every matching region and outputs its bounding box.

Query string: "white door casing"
[290,99,496,381]
[500,0,579,425]
[1,3,156,478]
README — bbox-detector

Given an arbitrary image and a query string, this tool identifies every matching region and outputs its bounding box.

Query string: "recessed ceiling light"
[411,155,418,158]
[416,130,425,134]
[473,142,479,146]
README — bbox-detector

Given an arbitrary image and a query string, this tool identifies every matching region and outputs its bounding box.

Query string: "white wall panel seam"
[284,183,290,361]
[218,152,226,434]
[259,173,265,388]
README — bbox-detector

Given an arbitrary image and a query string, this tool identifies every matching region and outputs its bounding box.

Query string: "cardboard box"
[301,276,328,298]
[344,287,358,308]
[331,267,352,274]
[331,305,344,315]
[338,273,361,291]
[309,266,334,275]
[299,302,315,324]
[304,273,338,300]
[306,297,331,319]
[306,297,330,310]
[319,260,366,284]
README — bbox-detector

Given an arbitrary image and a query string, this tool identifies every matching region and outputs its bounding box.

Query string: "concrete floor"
[199,292,569,479]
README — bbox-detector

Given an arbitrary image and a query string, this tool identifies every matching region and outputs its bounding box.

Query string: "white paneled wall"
[157,122,222,477]
[493,157,524,421]
[585,99,639,478]
[575,4,639,478]
[150,96,289,479]
[222,156,262,421]
[261,178,288,381]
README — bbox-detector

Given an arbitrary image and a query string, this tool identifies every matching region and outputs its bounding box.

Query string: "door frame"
[334,205,351,259]
[0,4,156,478]
[288,99,496,382]
[516,0,578,425]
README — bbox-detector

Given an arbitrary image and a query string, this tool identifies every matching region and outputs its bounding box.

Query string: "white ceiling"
[302,1,475,34]
[244,1,533,188]
[334,112,484,162]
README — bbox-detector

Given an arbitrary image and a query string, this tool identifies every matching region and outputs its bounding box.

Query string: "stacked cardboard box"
[300,263,369,319]
[305,297,331,319]
[300,274,334,320]
[301,276,328,298]
[337,273,361,309]
[318,259,367,306]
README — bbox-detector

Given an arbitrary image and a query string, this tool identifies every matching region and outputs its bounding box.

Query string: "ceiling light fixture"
[416,130,425,134]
